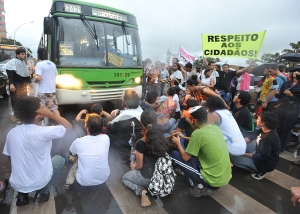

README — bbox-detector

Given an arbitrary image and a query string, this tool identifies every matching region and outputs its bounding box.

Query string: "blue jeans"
[39,155,65,193]
[170,151,216,189]
[230,141,258,172]
[219,90,230,104]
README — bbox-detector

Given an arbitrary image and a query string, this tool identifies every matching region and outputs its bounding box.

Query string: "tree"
[260,52,281,63]
[0,38,22,46]
[193,56,220,69]
[282,41,300,54]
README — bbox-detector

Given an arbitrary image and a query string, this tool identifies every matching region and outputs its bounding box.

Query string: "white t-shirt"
[214,109,246,155]
[3,124,66,193]
[70,134,110,186]
[202,76,212,86]
[35,60,58,93]
[170,70,184,84]
[201,70,219,85]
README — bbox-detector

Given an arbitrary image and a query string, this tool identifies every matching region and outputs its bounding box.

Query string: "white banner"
[177,45,196,64]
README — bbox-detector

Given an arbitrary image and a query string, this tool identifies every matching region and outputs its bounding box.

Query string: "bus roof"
[52,0,134,16]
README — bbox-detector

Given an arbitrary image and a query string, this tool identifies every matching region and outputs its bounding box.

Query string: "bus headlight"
[56,74,83,89]
[135,77,141,84]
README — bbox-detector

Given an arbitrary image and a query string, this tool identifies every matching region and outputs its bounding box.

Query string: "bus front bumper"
[56,86,142,105]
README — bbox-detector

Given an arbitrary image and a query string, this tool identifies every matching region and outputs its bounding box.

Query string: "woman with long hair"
[122,110,169,207]
[275,67,300,152]
[200,69,215,88]
[169,63,183,87]
[156,87,178,133]
[186,75,228,109]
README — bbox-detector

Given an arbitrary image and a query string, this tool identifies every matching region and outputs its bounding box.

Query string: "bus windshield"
[54,17,142,68]
[0,48,17,64]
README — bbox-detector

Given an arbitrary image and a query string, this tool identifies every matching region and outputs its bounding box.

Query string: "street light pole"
[13,21,34,45]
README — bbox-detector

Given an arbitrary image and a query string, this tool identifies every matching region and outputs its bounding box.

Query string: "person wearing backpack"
[122,110,170,207]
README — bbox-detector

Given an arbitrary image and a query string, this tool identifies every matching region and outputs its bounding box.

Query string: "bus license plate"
[114,73,130,77]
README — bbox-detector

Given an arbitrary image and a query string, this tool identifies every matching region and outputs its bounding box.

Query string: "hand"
[291,187,300,206]
[284,89,293,97]
[171,135,181,146]
[36,106,54,119]
[175,132,185,139]
[81,109,88,114]
[111,109,120,117]
[10,84,16,92]
[262,102,267,108]
[130,162,136,170]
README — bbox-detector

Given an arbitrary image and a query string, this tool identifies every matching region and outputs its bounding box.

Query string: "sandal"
[140,189,151,207]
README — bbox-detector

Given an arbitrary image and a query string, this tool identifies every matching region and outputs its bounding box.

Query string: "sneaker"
[188,186,212,198]
[140,189,151,207]
[251,172,268,180]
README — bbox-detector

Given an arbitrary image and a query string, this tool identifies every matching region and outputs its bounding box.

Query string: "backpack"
[148,153,176,197]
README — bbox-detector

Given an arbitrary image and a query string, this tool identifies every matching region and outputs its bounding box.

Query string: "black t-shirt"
[135,139,157,179]
[177,118,194,147]
[251,129,280,173]
[234,106,253,137]
[217,70,237,92]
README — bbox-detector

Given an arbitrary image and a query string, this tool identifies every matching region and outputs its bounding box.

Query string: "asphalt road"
[1,96,300,214]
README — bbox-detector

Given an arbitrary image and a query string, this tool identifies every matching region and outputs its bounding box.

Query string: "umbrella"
[252,63,277,76]
[281,53,300,62]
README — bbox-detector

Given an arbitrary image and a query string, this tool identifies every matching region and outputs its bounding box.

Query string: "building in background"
[0,0,6,39]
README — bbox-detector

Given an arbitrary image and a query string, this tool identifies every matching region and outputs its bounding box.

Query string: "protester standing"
[275,68,300,152]
[159,63,169,96]
[4,48,31,123]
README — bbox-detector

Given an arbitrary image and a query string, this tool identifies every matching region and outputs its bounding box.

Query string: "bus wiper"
[122,22,130,46]
[80,14,99,51]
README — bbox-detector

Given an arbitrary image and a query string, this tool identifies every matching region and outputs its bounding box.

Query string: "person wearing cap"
[35,48,60,120]
[3,48,31,124]
[170,106,232,198]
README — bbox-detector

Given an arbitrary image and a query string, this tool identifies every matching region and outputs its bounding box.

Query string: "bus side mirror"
[44,17,52,34]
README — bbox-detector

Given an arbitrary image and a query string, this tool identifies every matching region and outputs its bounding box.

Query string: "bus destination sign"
[92,8,128,22]
[64,3,81,13]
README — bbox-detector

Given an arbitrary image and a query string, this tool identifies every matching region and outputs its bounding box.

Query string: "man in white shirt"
[66,114,110,186]
[2,96,72,206]
[35,48,59,116]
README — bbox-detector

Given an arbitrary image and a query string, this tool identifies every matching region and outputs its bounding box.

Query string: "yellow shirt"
[259,77,274,101]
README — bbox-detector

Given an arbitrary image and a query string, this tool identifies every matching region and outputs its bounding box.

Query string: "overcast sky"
[5,0,300,66]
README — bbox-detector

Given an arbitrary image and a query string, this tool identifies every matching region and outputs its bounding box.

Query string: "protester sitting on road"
[122,110,169,207]
[156,87,178,134]
[231,111,280,180]
[199,69,215,88]
[206,96,246,156]
[75,103,112,134]
[186,75,228,108]
[140,91,159,111]
[107,89,143,163]
[2,96,72,206]
[233,91,254,137]
[65,114,110,188]
[170,106,232,198]
[275,67,300,152]
[171,99,198,149]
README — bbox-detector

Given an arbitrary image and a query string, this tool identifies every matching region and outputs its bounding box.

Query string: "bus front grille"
[89,89,125,101]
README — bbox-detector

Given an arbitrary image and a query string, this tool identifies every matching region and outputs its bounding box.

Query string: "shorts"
[38,93,58,110]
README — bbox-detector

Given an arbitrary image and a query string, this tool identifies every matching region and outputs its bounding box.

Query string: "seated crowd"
[3,62,300,208]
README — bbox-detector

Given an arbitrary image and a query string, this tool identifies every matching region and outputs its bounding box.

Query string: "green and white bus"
[39,0,143,105]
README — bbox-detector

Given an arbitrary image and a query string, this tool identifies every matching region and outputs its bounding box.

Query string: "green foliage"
[0,38,22,46]
[193,56,220,69]
[282,41,300,54]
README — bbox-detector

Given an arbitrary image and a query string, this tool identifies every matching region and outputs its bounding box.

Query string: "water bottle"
[130,147,136,163]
